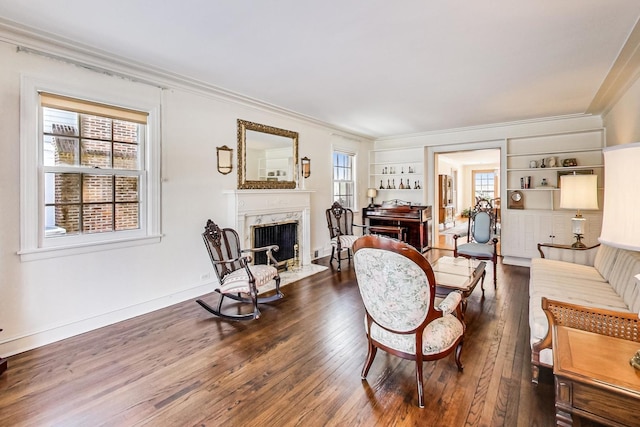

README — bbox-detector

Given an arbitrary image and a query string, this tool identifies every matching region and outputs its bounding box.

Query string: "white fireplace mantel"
[224,190,313,265]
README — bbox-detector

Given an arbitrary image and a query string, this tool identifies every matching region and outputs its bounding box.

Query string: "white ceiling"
[1,1,640,138]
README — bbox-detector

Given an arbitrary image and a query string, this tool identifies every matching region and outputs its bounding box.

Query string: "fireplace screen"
[252,221,298,266]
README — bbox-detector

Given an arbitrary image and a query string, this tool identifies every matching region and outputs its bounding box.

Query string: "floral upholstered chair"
[353,235,465,408]
[196,219,283,321]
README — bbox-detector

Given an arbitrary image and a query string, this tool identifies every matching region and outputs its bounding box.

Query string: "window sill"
[18,234,163,262]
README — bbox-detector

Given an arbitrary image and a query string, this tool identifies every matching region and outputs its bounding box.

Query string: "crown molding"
[587,17,640,116]
[374,113,593,142]
[0,18,372,141]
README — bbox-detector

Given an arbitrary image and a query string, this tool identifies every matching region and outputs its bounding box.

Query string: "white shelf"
[506,147,603,157]
[506,164,603,172]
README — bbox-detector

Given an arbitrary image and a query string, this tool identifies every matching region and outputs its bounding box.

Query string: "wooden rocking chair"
[196,219,283,320]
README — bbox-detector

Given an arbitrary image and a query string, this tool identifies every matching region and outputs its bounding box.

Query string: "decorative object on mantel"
[599,143,640,369]
[216,145,233,175]
[559,172,598,248]
[562,158,578,167]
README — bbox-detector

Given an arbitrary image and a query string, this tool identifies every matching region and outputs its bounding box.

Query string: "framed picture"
[557,169,593,187]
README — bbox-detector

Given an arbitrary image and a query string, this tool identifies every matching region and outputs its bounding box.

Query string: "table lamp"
[367,188,377,207]
[598,143,640,371]
[560,173,598,247]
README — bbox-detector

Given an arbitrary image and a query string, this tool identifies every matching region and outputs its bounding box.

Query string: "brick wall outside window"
[49,114,140,235]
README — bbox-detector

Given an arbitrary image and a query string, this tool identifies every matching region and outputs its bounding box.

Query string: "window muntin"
[333,151,355,209]
[41,94,146,240]
[473,170,496,201]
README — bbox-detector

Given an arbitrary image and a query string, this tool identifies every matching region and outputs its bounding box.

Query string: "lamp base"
[631,350,640,371]
[571,234,586,248]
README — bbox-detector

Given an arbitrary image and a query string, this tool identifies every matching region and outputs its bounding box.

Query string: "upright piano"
[362,201,432,252]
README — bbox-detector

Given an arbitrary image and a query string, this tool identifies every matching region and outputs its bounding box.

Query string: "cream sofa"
[529,243,640,382]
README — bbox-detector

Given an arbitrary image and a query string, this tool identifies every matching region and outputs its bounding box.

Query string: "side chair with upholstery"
[353,234,465,408]
[326,201,368,271]
[196,219,283,321]
[453,199,499,288]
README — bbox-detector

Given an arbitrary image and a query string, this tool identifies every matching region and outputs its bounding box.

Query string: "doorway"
[434,149,501,250]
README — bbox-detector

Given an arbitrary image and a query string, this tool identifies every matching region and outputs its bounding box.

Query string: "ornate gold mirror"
[237,119,299,189]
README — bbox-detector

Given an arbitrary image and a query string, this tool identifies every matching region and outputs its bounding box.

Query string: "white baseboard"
[0,282,213,357]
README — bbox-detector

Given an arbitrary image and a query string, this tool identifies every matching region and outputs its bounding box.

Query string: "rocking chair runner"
[196,219,283,321]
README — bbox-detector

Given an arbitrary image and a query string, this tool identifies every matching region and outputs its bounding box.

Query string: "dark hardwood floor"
[0,249,558,426]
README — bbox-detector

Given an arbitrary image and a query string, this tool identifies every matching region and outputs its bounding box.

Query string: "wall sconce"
[367,188,378,207]
[217,145,233,175]
[301,157,311,179]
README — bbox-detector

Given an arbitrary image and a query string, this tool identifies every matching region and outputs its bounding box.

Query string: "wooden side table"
[552,325,640,426]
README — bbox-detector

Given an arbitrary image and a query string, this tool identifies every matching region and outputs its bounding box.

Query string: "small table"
[431,256,486,313]
[553,325,640,427]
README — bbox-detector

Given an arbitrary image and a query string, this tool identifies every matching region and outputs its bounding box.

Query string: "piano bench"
[368,225,406,241]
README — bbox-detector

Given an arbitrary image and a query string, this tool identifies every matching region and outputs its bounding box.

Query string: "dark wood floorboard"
[0,250,559,426]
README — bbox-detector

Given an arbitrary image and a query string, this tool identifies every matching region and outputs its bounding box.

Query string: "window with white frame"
[472,170,497,202]
[332,150,356,208]
[20,78,161,260]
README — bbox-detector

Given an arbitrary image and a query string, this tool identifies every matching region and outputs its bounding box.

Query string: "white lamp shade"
[560,174,598,210]
[599,142,640,251]
[367,188,378,198]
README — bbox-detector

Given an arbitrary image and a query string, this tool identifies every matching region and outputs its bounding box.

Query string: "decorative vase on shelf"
[379,180,384,190]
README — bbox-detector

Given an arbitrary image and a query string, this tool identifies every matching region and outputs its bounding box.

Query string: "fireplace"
[252,221,298,268]
[225,190,312,266]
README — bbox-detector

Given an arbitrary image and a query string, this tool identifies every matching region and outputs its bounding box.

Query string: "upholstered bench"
[529,243,640,383]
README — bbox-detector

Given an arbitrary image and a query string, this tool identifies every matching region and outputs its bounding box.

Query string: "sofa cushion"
[607,249,640,313]
[529,258,631,352]
[593,244,620,281]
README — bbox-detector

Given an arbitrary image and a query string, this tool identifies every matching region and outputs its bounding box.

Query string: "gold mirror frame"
[237,119,299,189]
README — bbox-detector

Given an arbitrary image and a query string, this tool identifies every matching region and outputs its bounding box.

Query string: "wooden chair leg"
[0,357,6,375]
[361,342,377,378]
[416,358,425,408]
[492,258,497,288]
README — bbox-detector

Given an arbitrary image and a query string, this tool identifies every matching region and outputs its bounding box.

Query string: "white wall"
[0,40,371,356]
[603,74,640,147]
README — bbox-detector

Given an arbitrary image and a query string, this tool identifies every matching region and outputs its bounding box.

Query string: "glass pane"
[83,175,113,203]
[43,107,79,135]
[46,173,81,204]
[115,176,139,202]
[81,139,111,168]
[113,143,139,170]
[53,204,80,236]
[45,136,80,166]
[113,120,138,143]
[80,115,112,140]
[83,204,113,233]
[115,203,139,230]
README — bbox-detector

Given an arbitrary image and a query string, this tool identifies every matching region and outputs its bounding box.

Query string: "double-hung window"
[20,77,161,260]
[332,150,356,209]
[42,93,147,238]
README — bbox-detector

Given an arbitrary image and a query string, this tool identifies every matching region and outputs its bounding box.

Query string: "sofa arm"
[531,297,639,384]
[537,242,600,265]
[537,297,640,351]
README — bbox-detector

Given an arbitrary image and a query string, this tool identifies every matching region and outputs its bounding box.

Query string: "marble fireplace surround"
[224,190,313,266]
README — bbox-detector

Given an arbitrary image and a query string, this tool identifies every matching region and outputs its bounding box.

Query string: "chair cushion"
[218,264,278,294]
[593,244,620,280]
[368,314,464,355]
[331,235,359,249]
[472,212,492,243]
[457,242,494,259]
